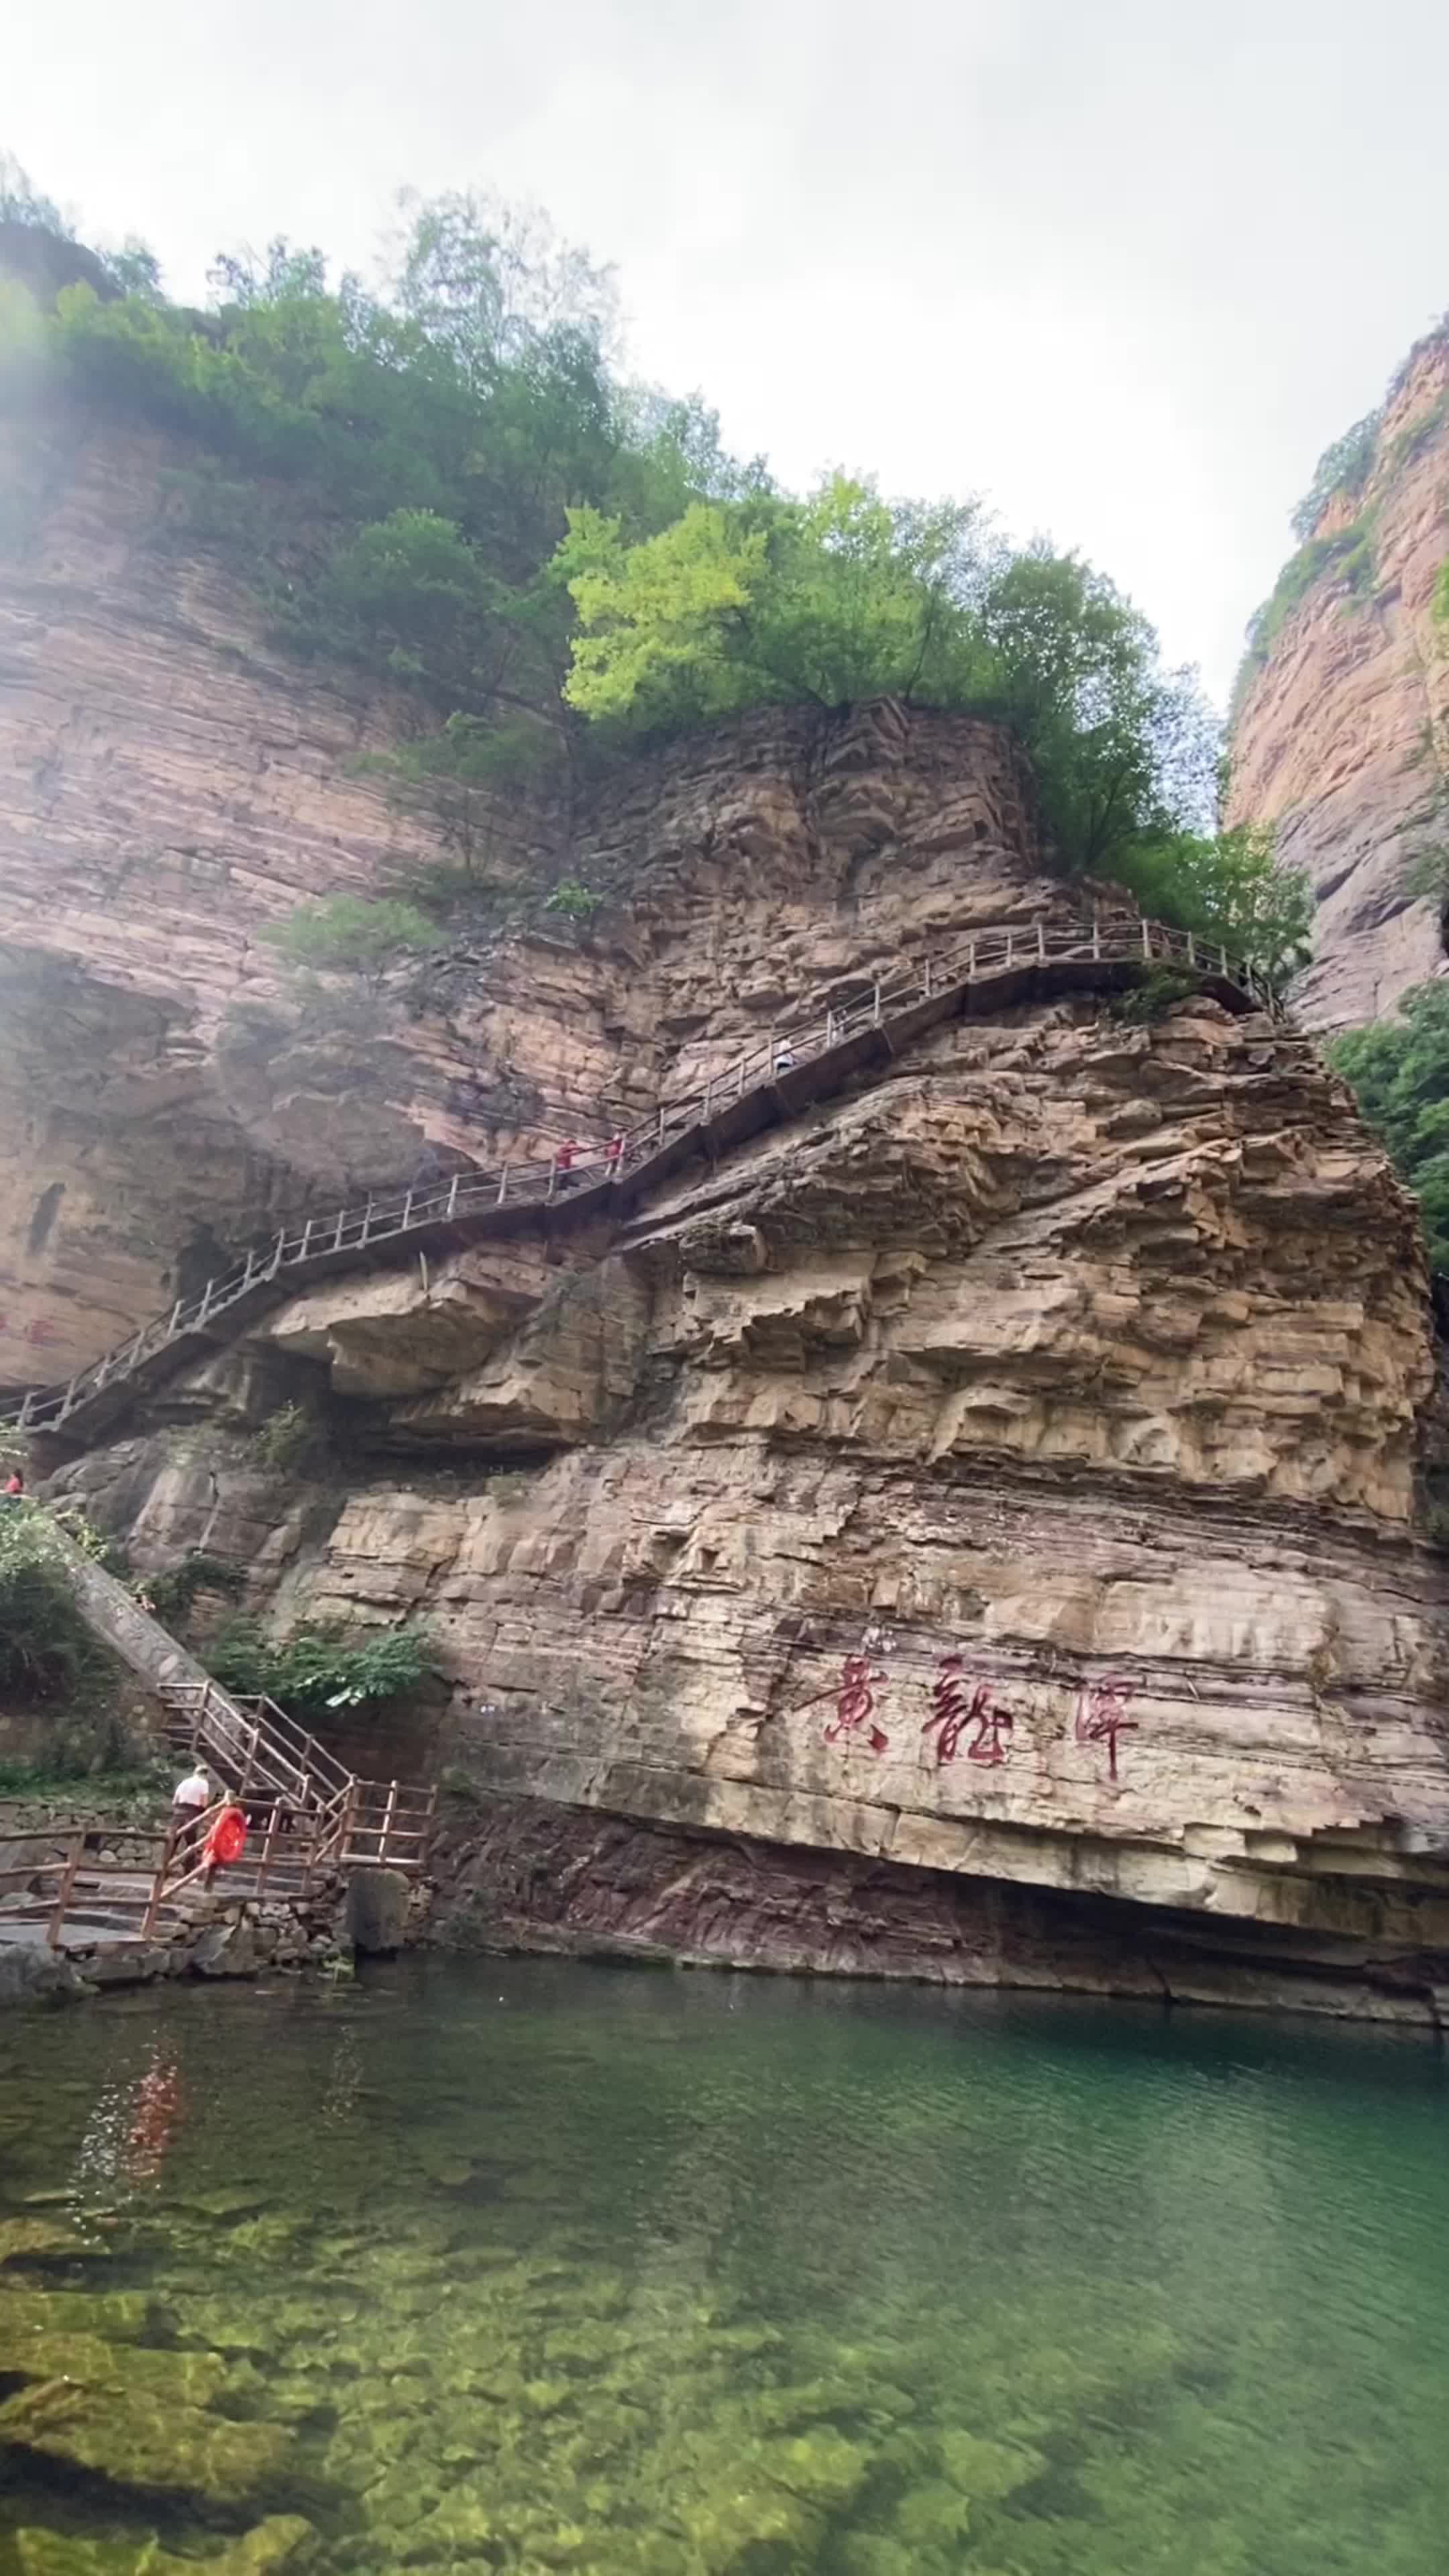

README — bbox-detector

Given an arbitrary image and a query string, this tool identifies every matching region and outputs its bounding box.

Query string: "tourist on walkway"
[553,1138,579,1190]
[201,1795,248,1888]
[773,1041,796,1076]
[3,1467,23,1503]
[604,1131,627,1179]
[172,1761,211,1817]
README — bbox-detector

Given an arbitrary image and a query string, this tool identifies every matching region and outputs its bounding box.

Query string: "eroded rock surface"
[1229,329,1449,1030]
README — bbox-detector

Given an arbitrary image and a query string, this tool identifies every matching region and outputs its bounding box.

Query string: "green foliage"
[3,175,1271,938]
[140,1550,246,1627]
[556,477,993,727]
[251,1401,323,1474]
[362,709,565,881]
[543,878,602,920]
[1383,389,1449,480]
[1436,556,1449,629]
[556,486,1227,890]
[207,1616,437,1716]
[1330,982,1449,1269]
[0,154,66,233]
[1233,521,1377,709]
[1112,968,1201,1025]
[1110,822,1313,996]
[0,1505,119,1704]
[1290,411,1381,544]
[262,895,442,985]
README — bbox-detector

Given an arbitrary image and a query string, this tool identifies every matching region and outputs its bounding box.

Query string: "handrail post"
[360,1197,374,1247]
[1036,918,1046,962]
[872,980,881,1026]
[546,1159,557,1203]
[334,1208,346,1251]
[17,1391,34,1431]
[164,1300,183,1341]
[1092,910,1101,961]
[196,1277,213,1330]
[447,1174,459,1220]
[1005,930,1014,967]
[257,1799,280,1902]
[1187,932,1195,967]
[401,1190,413,1232]
[969,938,977,976]
[143,1819,178,1940]
[498,1163,510,1205]
[381,1779,399,1864]
[922,959,932,999]
[300,1218,313,1259]
[1142,917,1152,959]
[240,1248,256,1295]
[48,1833,84,1950]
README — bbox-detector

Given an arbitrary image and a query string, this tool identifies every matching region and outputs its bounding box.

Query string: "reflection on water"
[1,1960,1447,2572]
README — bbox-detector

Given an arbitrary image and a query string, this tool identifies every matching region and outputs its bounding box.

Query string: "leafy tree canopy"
[0,165,1309,968]
[1330,982,1449,1271]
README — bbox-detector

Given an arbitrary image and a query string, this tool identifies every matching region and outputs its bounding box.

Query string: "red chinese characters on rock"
[1074,1676,1138,1782]
[923,1655,1013,1768]
[0,1316,62,1346]
[823,1653,890,1756]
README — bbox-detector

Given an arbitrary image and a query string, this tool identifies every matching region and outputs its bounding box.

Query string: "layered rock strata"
[50,900,1449,2015]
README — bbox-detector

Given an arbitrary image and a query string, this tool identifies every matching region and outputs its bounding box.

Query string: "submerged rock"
[0,2375,298,2509]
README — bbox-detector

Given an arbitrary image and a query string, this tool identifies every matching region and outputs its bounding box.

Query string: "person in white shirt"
[171,1764,211,1817]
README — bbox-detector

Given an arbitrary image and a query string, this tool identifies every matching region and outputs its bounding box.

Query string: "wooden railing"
[0,910,1273,1442]
[160,1680,436,1875]
[0,1778,428,1954]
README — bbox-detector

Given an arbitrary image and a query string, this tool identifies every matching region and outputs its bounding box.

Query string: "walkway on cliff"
[3,911,1277,1448]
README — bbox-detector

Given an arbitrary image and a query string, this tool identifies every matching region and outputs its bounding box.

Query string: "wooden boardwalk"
[1,912,1273,1447]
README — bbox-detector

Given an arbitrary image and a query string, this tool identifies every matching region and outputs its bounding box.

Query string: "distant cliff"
[1228,325,1449,1030]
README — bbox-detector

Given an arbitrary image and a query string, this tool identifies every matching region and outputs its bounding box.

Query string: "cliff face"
[0,407,565,1383]
[38,690,1449,2017]
[1228,331,1449,1030]
[11,417,1449,2017]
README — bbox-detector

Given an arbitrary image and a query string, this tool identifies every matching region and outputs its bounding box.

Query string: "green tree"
[1112,823,1313,995]
[1331,981,1449,1269]
[262,895,442,987]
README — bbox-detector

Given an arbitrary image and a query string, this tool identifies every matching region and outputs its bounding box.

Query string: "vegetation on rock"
[207,1616,437,1717]
[1330,982,1449,1271]
[0,160,1308,965]
[261,895,443,987]
[1232,314,1449,720]
[0,1505,113,1698]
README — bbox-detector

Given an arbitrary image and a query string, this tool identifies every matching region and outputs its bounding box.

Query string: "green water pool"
[0,1957,1446,2572]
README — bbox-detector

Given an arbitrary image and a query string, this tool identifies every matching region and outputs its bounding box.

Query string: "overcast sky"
[7,0,1447,706]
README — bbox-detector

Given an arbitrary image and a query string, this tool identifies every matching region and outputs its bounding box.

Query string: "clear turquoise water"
[1,1959,1447,2573]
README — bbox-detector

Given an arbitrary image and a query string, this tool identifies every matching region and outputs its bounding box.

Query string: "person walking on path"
[171,1760,212,1863]
[3,1467,23,1503]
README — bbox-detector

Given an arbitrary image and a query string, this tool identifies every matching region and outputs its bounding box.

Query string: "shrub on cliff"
[1330,983,1449,1272]
[207,1616,437,1717]
[262,896,443,987]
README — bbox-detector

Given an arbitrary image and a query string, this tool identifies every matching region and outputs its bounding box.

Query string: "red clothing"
[554,1141,578,1172]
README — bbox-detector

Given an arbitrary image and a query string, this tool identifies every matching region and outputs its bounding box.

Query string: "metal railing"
[1,912,1269,1440]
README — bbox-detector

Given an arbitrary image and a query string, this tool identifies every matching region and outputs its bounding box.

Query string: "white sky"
[7,0,1448,705]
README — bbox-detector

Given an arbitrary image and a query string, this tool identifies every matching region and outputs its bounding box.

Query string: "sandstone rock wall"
[1228,330,1449,1030]
[0,433,1041,1401]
